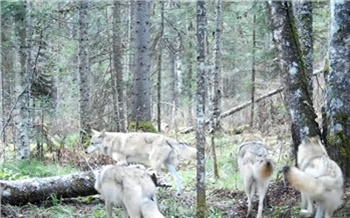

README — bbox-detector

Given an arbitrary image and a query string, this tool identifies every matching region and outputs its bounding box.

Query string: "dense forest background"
[1,0,350,217]
[1,1,329,156]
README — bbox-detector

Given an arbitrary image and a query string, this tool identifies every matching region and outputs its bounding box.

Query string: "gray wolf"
[237,133,274,218]
[283,136,344,218]
[86,129,197,194]
[94,164,164,218]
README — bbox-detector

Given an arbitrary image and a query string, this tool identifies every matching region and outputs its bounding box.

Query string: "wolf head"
[298,135,328,165]
[86,129,106,153]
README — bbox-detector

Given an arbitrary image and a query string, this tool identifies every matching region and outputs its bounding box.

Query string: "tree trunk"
[196,0,207,217]
[1,14,15,161]
[132,0,151,124]
[125,1,136,128]
[78,0,90,144]
[209,0,223,179]
[270,1,320,165]
[14,0,31,160]
[0,171,97,206]
[293,0,313,90]
[157,1,165,133]
[250,13,256,129]
[112,0,125,132]
[323,1,350,177]
[186,33,195,127]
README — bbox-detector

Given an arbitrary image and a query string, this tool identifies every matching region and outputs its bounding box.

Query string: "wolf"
[237,133,274,218]
[94,164,164,218]
[283,136,344,218]
[86,129,197,194]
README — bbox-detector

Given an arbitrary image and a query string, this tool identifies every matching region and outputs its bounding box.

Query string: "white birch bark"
[196,0,207,216]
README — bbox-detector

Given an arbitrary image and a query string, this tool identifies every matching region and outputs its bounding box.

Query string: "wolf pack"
[86,129,344,218]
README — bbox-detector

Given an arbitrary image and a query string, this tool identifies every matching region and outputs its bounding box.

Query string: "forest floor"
[1,133,350,217]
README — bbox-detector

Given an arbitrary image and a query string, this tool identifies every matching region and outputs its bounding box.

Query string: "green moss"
[128,121,158,133]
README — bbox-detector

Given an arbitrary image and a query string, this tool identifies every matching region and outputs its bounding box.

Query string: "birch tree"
[14,0,31,159]
[196,0,207,217]
[209,0,222,179]
[131,0,151,126]
[157,1,165,132]
[250,13,256,128]
[1,8,15,154]
[78,1,90,143]
[270,1,320,163]
[111,0,125,132]
[323,1,350,176]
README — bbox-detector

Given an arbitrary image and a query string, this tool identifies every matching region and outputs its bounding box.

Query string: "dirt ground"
[2,149,350,218]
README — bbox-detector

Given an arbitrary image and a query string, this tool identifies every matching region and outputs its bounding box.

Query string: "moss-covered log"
[0,171,97,206]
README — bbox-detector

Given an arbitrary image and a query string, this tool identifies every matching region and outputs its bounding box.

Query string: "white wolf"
[237,133,274,218]
[86,129,197,194]
[94,164,164,218]
[283,136,344,218]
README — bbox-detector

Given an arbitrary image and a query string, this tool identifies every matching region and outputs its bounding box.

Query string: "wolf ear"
[99,129,106,138]
[91,129,99,135]
[302,136,311,144]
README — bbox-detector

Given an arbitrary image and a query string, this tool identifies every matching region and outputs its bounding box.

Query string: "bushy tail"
[260,160,274,179]
[283,166,328,197]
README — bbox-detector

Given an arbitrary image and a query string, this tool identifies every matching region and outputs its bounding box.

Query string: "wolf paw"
[300,209,313,217]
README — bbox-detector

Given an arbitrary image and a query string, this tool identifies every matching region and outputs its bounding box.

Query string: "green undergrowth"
[0,159,79,180]
[1,132,298,217]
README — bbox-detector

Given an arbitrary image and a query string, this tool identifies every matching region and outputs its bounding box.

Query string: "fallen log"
[0,171,97,206]
[179,87,284,134]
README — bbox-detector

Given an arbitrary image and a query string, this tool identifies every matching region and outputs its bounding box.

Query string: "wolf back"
[95,164,164,218]
[237,134,274,218]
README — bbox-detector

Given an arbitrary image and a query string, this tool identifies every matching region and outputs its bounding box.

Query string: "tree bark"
[132,0,151,123]
[14,0,31,160]
[112,0,125,132]
[293,0,313,90]
[250,13,256,128]
[209,0,223,179]
[323,1,350,177]
[157,1,165,133]
[1,13,15,162]
[270,1,320,165]
[196,0,207,217]
[78,0,91,144]
[0,171,97,206]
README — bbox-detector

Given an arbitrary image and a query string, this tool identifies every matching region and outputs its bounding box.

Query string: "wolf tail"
[283,166,336,197]
[260,160,274,179]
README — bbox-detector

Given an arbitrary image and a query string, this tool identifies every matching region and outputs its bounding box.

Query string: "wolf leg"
[256,182,268,218]
[300,193,307,209]
[300,195,313,217]
[105,201,115,218]
[245,178,255,217]
[166,163,182,195]
[314,203,324,218]
[112,152,128,165]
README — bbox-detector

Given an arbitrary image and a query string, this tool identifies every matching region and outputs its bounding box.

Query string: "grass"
[1,132,302,217]
[0,159,79,180]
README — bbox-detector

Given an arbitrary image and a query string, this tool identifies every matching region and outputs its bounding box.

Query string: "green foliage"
[0,159,78,180]
[1,1,22,17]
[0,167,29,180]
[128,121,158,133]
[49,193,62,206]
